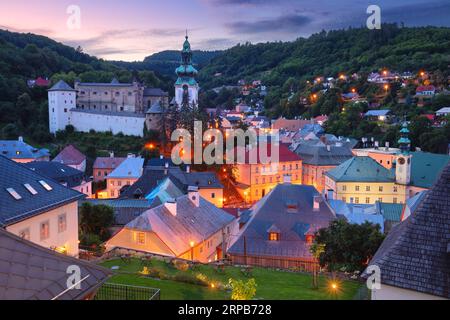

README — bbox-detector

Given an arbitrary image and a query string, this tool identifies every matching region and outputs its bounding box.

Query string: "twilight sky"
[0,0,449,61]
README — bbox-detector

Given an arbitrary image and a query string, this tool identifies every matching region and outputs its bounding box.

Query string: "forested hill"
[112,50,222,78]
[0,29,166,143]
[198,24,450,90]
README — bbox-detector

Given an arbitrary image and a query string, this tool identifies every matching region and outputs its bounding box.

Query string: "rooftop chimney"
[326,189,334,201]
[109,151,115,158]
[326,145,331,152]
[186,165,191,174]
[188,186,200,207]
[127,153,135,158]
[165,198,177,216]
[18,136,24,142]
[160,155,164,160]
[313,195,322,212]
[385,141,390,151]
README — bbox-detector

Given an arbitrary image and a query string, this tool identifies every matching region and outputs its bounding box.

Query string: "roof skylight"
[24,183,38,195]
[39,180,53,191]
[6,188,22,200]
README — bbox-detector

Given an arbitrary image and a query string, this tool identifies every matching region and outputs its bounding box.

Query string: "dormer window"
[7,188,22,200]
[39,180,53,191]
[269,232,280,241]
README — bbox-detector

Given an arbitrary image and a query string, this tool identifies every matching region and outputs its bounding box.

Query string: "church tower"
[395,122,412,185]
[174,33,199,108]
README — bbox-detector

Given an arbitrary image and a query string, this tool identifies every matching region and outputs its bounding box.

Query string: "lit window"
[24,183,38,195]
[379,186,383,192]
[269,232,280,241]
[19,228,30,240]
[366,197,370,204]
[58,214,67,233]
[306,235,314,244]
[39,180,53,191]
[137,232,145,244]
[6,188,22,200]
[40,221,50,240]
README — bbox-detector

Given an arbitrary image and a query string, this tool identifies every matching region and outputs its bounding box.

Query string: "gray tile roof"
[24,161,85,188]
[0,156,85,227]
[48,80,76,91]
[0,139,50,160]
[364,164,450,299]
[0,229,111,300]
[125,195,235,256]
[228,184,336,259]
[82,199,153,226]
[120,167,223,199]
[294,144,354,166]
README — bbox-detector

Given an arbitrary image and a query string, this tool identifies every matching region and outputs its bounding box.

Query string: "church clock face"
[398,157,406,165]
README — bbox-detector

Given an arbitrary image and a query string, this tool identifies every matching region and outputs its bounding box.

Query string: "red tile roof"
[235,143,302,164]
[35,77,50,87]
[416,85,436,93]
[52,145,86,165]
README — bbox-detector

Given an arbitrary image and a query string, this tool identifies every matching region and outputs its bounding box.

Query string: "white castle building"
[48,35,198,137]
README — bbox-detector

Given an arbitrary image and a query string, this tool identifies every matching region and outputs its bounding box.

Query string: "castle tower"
[48,80,76,134]
[174,33,199,108]
[395,122,412,185]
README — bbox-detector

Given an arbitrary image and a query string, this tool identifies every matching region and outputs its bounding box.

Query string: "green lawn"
[100,258,362,300]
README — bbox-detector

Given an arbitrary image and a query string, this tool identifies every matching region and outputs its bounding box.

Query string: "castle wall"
[69,110,145,137]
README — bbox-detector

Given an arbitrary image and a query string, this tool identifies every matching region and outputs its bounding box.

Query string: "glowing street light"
[351,88,356,93]
[384,84,390,91]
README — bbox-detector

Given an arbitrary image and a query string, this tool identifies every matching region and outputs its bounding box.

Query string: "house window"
[58,214,67,233]
[64,108,67,113]
[269,232,280,241]
[366,186,370,192]
[137,232,145,244]
[355,186,360,191]
[393,197,398,204]
[306,235,314,244]
[19,228,30,241]
[379,186,384,192]
[355,197,360,204]
[342,196,346,202]
[365,197,370,204]
[40,221,50,240]
[342,185,347,191]
[211,193,216,199]
[378,197,383,202]
[393,186,398,192]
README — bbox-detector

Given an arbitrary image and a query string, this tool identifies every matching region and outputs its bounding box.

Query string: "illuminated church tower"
[174,33,199,108]
[395,122,412,185]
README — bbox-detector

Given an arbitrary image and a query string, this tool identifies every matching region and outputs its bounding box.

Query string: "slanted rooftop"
[364,164,450,299]
[0,156,84,227]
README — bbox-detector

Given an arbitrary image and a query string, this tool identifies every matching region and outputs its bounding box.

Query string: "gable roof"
[376,202,404,223]
[294,144,353,166]
[272,118,312,132]
[24,161,84,188]
[93,157,126,170]
[0,229,111,300]
[125,195,235,256]
[106,157,144,179]
[82,199,153,226]
[0,139,50,160]
[48,80,76,92]
[53,145,86,166]
[364,164,450,299]
[0,156,85,227]
[325,157,395,183]
[228,184,335,259]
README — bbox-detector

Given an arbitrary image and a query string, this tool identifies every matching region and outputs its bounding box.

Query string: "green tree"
[79,203,114,243]
[313,220,385,272]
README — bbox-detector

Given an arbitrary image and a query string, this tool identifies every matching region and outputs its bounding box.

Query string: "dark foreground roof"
[364,164,450,299]
[294,144,354,166]
[0,229,111,300]
[0,156,85,227]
